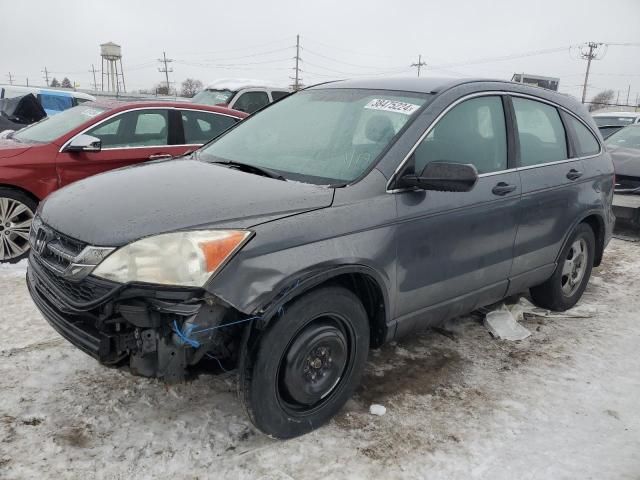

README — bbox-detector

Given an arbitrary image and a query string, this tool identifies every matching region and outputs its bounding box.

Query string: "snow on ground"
[1,239,639,479]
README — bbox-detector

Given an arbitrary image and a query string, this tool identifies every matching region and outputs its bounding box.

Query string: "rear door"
[508,95,585,293]
[56,108,188,187]
[394,94,521,335]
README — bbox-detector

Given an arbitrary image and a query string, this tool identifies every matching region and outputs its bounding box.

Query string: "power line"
[303,47,406,70]
[158,51,173,92]
[579,42,604,103]
[410,54,427,77]
[41,67,49,87]
[291,34,303,91]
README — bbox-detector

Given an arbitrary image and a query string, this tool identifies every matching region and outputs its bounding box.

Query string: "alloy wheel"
[560,238,588,297]
[0,197,34,261]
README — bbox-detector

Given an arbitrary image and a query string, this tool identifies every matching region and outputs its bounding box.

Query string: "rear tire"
[530,223,595,311]
[0,188,37,264]
[239,286,369,439]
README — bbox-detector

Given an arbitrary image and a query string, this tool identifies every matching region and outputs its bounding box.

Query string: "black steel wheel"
[239,286,369,438]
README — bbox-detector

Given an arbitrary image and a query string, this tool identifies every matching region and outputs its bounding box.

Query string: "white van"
[0,85,96,116]
[192,79,290,114]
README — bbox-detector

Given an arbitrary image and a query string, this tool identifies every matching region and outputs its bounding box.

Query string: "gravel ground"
[1,238,639,479]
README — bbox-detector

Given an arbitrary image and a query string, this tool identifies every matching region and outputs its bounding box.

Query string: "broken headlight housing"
[92,230,252,287]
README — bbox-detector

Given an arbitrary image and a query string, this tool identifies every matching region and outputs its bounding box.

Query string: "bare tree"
[180,78,203,98]
[49,77,60,87]
[588,89,615,112]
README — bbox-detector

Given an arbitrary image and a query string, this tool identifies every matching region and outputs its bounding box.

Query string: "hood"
[609,146,640,178]
[0,138,33,159]
[39,159,334,246]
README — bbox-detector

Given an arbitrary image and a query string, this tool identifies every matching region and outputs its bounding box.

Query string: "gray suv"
[27,77,614,438]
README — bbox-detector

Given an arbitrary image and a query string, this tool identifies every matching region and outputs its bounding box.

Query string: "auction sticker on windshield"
[365,99,420,115]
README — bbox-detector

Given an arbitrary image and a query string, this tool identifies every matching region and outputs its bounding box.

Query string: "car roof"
[310,77,492,94]
[82,99,247,118]
[592,111,640,117]
[204,78,288,91]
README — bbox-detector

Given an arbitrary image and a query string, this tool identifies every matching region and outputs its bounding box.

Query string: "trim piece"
[386,90,604,192]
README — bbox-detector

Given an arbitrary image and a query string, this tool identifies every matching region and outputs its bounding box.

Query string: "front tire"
[0,188,37,264]
[530,223,595,311]
[239,286,369,439]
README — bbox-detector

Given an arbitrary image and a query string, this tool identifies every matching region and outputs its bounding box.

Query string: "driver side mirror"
[64,134,102,153]
[397,161,478,192]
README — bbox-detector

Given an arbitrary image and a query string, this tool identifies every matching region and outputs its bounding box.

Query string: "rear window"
[13,105,107,143]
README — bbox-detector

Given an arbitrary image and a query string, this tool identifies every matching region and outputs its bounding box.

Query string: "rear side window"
[568,116,600,156]
[233,91,270,113]
[413,96,508,174]
[512,97,567,166]
[271,91,290,101]
[181,110,237,144]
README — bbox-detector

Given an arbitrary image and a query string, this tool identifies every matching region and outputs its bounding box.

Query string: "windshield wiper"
[211,160,287,181]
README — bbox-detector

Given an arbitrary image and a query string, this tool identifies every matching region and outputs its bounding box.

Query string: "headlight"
[92,230,252,287]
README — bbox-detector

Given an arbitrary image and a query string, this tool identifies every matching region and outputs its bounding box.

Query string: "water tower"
[100,42,126,93]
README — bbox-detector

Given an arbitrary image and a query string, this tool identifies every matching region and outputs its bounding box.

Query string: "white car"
[192,79,290,114]
[592,111,640,139]
[0,85,96,116]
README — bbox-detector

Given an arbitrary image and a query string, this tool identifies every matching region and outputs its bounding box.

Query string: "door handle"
[148,154,173,160]
[566,169,583,181]
[492,182,517,196]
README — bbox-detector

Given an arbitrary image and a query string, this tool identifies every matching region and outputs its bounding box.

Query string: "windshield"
[594,116,637,127]
[605,125,640,150]
[13,105,107,143]
[199,89,429,184]
[192,89,236,105]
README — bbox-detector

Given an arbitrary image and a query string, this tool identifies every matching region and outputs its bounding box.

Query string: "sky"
[1,0,639,104]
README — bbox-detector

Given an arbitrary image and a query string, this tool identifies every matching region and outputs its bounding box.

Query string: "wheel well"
[318,273,388,348]
[0,184,40,204]
[581,214,605,267]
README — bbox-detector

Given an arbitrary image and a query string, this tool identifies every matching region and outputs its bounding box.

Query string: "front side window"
[513,97,567,166]
[181,110,237,144]
[85,109,168,148]
[13,105,107,143]
[199,89,429,184]
[233,91,270,113]
[568,116,600,156]
[412,96,507,175]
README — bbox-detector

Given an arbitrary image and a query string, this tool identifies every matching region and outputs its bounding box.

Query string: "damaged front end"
[26,224,246,383]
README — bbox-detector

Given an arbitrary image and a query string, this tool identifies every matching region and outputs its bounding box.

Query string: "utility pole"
[42,67,50,87]
[580,42,602,104]
[6,72,13,85]
[158,51,173,94]
[626,84,631,106]
[89,64,98,90]
[26,77,29,87]
[411,54,427,77]
[291,34,303,91]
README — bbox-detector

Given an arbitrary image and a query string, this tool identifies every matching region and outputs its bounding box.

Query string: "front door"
[56,108,187,187]
[394,95,521,336]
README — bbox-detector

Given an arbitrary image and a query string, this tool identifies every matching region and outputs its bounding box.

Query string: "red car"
[0,100,247,262]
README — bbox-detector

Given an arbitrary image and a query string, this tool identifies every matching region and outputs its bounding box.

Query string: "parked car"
[27,77,614,439]
[192,79,290,114]
[0,93,46,132]
[605,124,640,193]
[0,100,246,262]
[0,85,96,116]
[592,111,640,139]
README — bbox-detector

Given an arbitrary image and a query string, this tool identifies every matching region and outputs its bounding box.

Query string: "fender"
[555,209,607,267]
[251,263,392,340]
